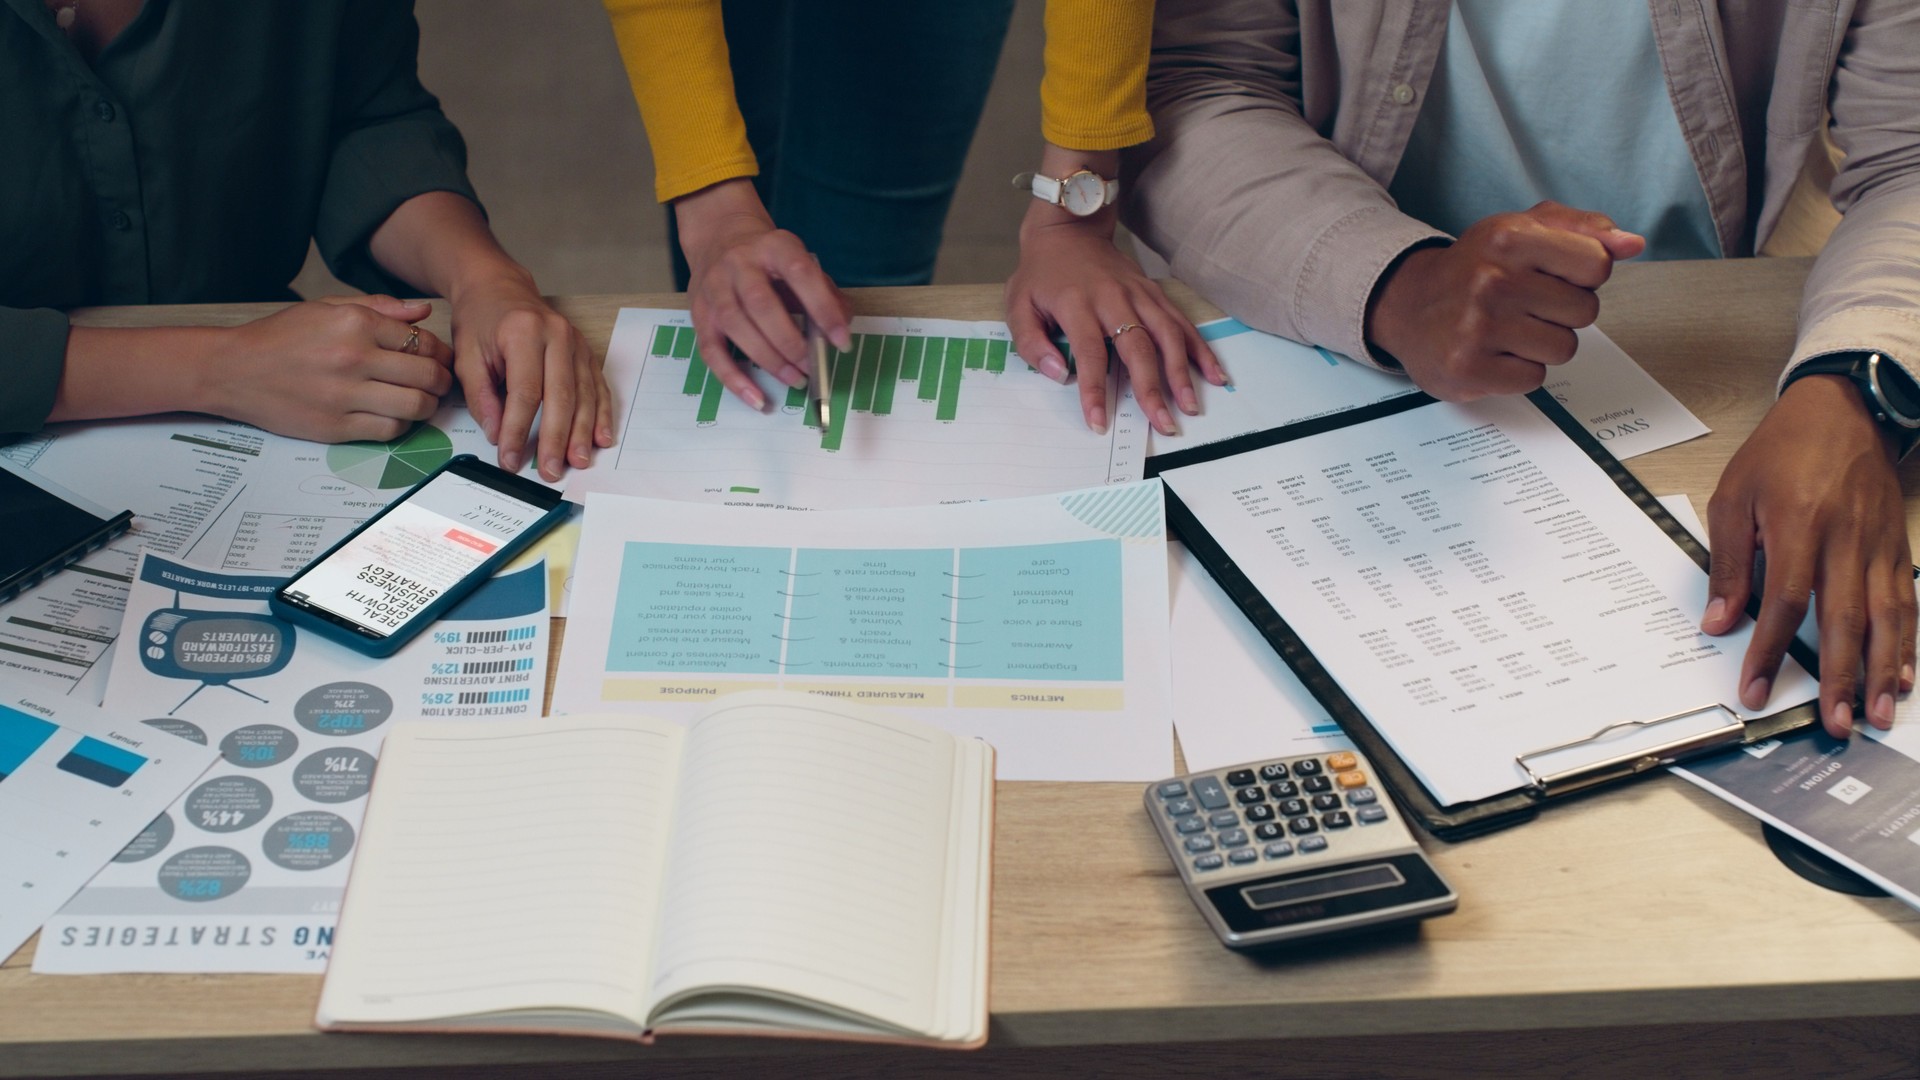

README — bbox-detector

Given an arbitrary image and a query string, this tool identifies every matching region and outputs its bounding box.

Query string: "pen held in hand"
[806,319,834,434]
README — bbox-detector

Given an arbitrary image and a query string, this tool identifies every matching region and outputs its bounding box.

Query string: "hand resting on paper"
[1701,375,1916,738]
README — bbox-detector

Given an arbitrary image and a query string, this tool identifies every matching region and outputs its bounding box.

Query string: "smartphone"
[270,454,566,656]
[0,458,133,604]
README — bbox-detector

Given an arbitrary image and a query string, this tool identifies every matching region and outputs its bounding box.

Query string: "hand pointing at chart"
[675,179,854,413]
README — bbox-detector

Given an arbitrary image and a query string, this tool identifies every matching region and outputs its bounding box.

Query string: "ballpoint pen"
[806,318,834,434]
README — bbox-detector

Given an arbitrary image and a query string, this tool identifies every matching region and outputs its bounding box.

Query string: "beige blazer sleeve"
[1788,0,1920,387]
[1121,0,1446,368]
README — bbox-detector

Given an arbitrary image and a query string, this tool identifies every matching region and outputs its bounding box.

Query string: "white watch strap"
[1027,172,1120,209]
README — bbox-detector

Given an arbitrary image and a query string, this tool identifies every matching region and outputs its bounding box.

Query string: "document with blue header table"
[553,482,1174,781]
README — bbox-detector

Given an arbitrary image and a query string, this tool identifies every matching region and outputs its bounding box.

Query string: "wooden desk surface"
[5,258,1920,1079]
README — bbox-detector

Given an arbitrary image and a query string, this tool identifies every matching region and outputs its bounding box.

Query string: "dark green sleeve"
[314,0,483,297]
[0,308,70,435]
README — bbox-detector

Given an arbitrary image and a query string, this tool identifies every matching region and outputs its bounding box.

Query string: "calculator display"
[1243,864,1403,908]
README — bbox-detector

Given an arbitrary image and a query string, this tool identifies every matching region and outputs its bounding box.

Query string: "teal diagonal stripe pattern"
[1057,480,1164,538]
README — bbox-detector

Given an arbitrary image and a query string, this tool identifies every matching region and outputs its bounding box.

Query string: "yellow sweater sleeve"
[603,0,758,203]
[1040,0,1156,151]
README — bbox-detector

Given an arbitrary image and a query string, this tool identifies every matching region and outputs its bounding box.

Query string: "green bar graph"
[681,355,710,396]
[656,320,1020,432]
[873,335,904,415]
[851,334,882,412]
[695,367,725,423]
[936,339,966,421]
[917,337,945,401]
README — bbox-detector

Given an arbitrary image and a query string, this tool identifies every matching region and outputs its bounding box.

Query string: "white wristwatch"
[1027,168,1120,217]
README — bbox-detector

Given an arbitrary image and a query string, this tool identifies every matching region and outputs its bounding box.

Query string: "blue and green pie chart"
[325,424,454,490]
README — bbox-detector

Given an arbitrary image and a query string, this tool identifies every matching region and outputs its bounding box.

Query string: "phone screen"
[279,468,549,638]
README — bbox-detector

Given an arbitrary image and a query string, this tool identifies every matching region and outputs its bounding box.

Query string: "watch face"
[1060,173,1106,217]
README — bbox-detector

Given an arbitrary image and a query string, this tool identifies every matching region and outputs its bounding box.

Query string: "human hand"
[1007,205,1224,436]
[207,295,454,443]
[1366,201,1645,401]
[1702,374,1916,737]
[448,268,612,481]
[676,178,852,410]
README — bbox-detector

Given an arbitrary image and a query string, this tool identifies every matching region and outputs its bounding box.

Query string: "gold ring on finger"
[1110,322,1143,338]
[401,325,421,354]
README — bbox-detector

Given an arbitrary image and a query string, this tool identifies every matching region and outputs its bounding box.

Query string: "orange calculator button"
[1337,770,1368,788]
[1326,752,1358,772]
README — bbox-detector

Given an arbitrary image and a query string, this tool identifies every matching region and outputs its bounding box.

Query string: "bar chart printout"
[572,309,1147,510]
[0,690,219,963]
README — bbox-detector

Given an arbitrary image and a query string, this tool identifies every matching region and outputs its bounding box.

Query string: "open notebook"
[316,692,994,1047]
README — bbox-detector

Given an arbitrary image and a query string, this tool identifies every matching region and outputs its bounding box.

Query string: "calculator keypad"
[1151,751,1406,874]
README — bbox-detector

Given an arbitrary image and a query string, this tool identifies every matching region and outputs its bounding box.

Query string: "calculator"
[1145,750,1457,949]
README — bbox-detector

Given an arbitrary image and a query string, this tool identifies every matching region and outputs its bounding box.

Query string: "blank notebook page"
[319,716,684,1025]
[647,697,955,1035]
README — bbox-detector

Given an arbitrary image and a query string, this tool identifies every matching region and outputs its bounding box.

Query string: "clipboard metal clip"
[1516,704,1745,797]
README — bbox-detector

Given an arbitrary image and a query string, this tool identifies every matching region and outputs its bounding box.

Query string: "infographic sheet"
[1160,394,1815,805]
[569,308,1148,510]
[0,683,219,963]
[0,408,550,700]
[555,484,1173,780]
[1150,320,1707,461]
[32,554,548,974]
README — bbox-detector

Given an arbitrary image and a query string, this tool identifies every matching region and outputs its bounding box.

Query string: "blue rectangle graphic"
[0,706,59,781]
[56,736,145,788]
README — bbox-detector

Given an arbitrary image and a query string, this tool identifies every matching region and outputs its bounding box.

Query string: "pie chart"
[325,424,454,490]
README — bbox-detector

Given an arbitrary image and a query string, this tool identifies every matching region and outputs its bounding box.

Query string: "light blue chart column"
[952,540,1124,680]
[784,548,952,678]
[605,542,789,672]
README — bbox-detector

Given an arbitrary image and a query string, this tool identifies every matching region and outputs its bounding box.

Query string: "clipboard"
[1147,389,1821,840]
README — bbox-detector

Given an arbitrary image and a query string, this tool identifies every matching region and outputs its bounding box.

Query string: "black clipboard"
[1147,389,1821,841]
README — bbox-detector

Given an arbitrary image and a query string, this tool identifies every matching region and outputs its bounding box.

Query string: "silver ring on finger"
[1110,322,1143,339]
[401,325,422,355]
